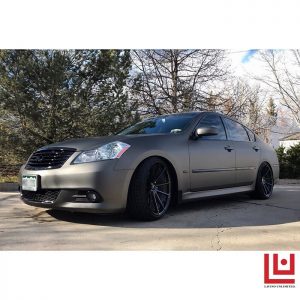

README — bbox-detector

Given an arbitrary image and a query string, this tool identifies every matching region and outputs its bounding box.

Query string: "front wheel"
[127,157,173,221]
[251,162,274,199]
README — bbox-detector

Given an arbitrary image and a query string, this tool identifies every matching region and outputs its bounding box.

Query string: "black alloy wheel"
[252,162,274,200]
[127,157,173,220]
[147,163,171,217]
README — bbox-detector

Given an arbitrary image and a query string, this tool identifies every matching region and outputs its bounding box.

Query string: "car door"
[222,117,260,186]
[188,114,236,191]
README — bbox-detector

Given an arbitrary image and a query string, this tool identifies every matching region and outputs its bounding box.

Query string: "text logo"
[264,253,295,285]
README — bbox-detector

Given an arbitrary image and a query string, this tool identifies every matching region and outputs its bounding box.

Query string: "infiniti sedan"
[20,112,279,220]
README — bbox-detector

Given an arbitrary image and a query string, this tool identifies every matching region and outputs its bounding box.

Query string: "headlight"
[73,141,131,164]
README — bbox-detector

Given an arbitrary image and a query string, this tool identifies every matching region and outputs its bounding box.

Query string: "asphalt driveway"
[0,185,299,250]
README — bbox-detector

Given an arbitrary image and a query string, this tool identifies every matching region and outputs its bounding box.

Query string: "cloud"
[242,49,258,63]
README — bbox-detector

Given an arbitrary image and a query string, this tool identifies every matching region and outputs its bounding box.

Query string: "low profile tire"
[127,157,173,221]
[251,162,274,200]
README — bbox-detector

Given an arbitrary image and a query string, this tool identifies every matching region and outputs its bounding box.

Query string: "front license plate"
[22,175,38,191]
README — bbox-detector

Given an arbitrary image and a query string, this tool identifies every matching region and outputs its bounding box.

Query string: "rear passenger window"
[223,118,250,142]
[198,114,227,140]
[245,127,256,142]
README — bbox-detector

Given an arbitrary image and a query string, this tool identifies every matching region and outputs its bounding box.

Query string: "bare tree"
[257,50,300,124]
[220,80,262,122]
[130,49,228,115]
[213,79,275,142]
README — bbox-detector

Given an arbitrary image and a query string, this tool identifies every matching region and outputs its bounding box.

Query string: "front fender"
[115,149,189,193]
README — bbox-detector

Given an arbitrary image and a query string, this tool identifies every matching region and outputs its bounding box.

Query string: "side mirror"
[195,126,219,138]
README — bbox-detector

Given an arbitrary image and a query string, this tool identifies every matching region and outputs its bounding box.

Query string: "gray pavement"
[0,185,299,250]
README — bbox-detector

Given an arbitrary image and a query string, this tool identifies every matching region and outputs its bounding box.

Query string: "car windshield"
[117,114,197,135]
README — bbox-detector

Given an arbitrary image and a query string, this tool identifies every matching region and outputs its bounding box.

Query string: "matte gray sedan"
[20,112,279,220]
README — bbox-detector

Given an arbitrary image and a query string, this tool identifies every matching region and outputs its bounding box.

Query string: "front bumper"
[19,158,134,213]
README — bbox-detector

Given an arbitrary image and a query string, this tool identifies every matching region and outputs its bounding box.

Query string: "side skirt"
[181,185,254,202]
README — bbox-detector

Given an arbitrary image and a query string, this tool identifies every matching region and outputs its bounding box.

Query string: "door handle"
[253,146,260,152]
[224,145,234,152]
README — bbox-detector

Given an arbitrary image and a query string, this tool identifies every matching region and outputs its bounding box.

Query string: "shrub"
[276,143,300,179]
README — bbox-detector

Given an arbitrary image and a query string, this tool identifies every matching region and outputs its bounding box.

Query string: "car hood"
[40,135,131,151]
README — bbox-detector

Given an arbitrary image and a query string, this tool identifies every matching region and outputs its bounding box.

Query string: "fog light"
[71,190,102,203]
[86,191,99,202]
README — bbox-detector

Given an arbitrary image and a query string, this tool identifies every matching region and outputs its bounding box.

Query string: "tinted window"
[223,118,250,142]
[197,114,226,140]
[245,127,256,142]
[117,114,197,135]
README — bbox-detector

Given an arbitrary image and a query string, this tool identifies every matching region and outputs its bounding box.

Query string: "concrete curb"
[0,183,19,192]
[277,179,300,185]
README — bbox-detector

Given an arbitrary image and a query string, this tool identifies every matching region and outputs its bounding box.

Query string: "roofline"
[279,132,300,141]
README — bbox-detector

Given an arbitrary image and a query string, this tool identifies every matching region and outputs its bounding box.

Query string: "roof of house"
[279,132,300,141]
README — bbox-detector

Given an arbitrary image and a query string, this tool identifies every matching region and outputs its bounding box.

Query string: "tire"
[251,162,274,200]
[127,157,173,221]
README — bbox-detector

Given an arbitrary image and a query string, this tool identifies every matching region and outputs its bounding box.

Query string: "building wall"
[279,140,300,150]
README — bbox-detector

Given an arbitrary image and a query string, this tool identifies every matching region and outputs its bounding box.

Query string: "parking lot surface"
[0,185,299,250]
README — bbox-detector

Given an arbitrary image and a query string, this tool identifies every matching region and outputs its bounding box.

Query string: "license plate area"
[22,175,39,191]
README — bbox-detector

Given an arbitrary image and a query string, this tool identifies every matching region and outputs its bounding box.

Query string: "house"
[279,132,300,150]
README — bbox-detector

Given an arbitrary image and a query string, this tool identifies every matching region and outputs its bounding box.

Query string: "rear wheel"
[252,162,274,199]
[127,157,173,221]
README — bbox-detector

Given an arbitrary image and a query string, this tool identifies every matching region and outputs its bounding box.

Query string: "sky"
[228,49,264,77]
[241,49,259,63]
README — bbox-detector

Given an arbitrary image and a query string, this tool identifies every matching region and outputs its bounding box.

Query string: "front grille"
[21,189,60,203]
[25,147,76,170]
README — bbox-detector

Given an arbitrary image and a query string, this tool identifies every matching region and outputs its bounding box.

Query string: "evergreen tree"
[0,50,133,162]
[266,97,278,126]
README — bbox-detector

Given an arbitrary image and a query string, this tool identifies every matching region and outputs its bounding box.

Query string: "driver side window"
[197,114,227,140]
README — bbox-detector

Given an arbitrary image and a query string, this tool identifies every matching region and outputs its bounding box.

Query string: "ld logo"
[264,253,295,285]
